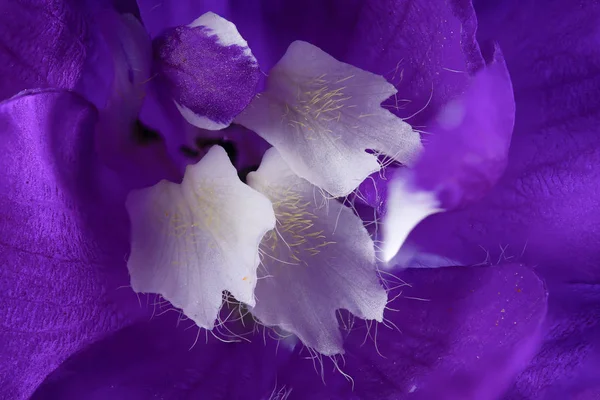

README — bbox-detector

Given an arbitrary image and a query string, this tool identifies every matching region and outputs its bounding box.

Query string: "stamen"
[236,40,422,197]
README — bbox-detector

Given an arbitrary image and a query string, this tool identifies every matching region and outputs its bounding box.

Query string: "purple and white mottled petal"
[383,49,515,262]
[136,1,484,119]
[247,148,387,355]
[237,41,422,197]
[153,12,260,130]
[126,146,276,329]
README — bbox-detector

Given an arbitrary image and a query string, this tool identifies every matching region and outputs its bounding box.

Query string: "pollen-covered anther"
[247,148,387,355]
[236,40,423,197]
[125,146,276,329]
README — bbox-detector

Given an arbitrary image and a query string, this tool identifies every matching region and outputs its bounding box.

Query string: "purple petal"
[381,48,515,261]
[0,90,144,399]
[504,283,600,399]
[0,0,113,109]
[406,0,600,395]
[31,313,282,400]
[277,264,547,400]
[138,82,200,171]
[409,0,600,282]
[343,0,485,124]
[92,11,181,189]
[411,45,515,209]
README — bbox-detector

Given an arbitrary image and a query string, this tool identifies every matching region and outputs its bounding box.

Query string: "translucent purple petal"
[410,0,600,284]
[410,45,515,209]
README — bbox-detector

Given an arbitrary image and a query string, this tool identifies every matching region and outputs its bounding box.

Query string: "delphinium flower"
[0,2,598,400]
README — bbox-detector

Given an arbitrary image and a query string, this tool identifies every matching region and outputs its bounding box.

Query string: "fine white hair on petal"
[382,178,442,264]
[126,146,276,329]
[188,12,255,59]
[236,40,423,197]
[247,148,388,355]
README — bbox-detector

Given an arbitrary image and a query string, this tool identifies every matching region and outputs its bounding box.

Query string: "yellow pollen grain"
[261,186,336,265]
[159,181,227,247]
[283,73,356,140]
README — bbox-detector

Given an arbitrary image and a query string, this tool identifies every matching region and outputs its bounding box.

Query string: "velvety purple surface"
[0,0,114,109]
[153,24,260,127]
[31,312,284,400]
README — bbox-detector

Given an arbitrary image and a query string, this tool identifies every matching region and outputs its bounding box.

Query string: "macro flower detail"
[236,40,423,197]
[4,1,600,399]
[153,12,260,131]
[247,148,387,355]
[125,24,408,351]
[126,146,275,329]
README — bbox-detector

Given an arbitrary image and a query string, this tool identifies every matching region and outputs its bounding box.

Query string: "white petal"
[247,148,387,355]
[126,146,276,329]
[189,12,254,59]
[382,178,442,264]
[174,101,230,131]
[236,40,422,197]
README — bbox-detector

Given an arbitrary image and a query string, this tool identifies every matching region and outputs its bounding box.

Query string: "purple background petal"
[504,283,600,399]
[0,90,144,399]
[31,312,283,400]
[277,264,547,400]
[410,0,600,287]
[410,45,515,209]
[406,0,600,395]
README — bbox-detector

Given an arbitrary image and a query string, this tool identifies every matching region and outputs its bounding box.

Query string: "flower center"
[126,12,425,356]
